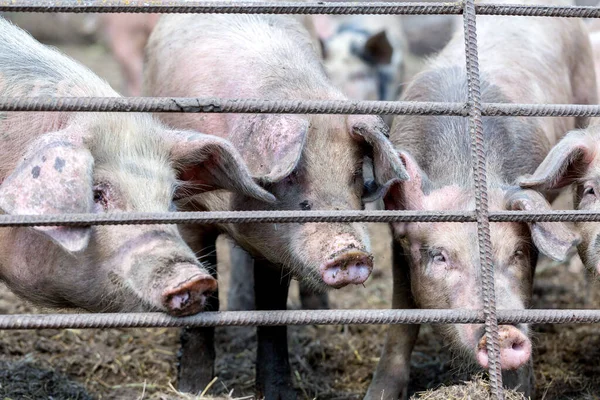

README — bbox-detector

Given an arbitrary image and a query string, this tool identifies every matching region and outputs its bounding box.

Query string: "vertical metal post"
[461,0,504,398]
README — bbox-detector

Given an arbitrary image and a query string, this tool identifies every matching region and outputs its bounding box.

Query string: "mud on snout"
[295,223,374,290]
[104,228,217,317]
[467,324,532,371]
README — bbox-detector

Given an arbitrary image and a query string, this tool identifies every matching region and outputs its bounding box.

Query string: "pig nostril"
[512,341,524,351]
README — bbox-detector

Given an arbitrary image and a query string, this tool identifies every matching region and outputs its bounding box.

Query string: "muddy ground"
[0,17,599,400]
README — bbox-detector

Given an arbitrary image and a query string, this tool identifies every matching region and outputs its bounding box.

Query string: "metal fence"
[1,1,600,399]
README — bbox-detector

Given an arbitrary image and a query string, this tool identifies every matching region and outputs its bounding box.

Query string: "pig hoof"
[319,249,373,289]
[163,274,217,317]
[476,325,531,370]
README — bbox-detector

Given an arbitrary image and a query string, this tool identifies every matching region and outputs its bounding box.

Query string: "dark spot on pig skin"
[299,200,312,210]
[54,157,66,173]
[31,166,41,179]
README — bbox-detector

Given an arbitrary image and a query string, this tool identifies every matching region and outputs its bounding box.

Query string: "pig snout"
[319,249,373,288]
[161,266,217,317]
[476,325,531,370]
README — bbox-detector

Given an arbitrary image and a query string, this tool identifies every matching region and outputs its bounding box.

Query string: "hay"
[410,376,527,400]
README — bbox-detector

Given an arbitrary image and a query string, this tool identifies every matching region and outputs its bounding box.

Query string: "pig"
[365,1,596,399]
[98,14,160,96]
[518,19,600,277]
[144,12,407,398]
[0,17,273,318]
[312,14,407,102]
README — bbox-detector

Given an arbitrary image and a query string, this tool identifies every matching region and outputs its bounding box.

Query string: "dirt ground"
[0,15,599,400]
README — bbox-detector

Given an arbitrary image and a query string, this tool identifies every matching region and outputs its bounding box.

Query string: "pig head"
[385,151,579,370]
[210,112,408,291]
[0,120,273,316]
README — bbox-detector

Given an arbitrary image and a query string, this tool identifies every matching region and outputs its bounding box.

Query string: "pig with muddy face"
[366,1,596,399]
[144,12,407,398]
[145,13,405,294]
[0,17,273,317]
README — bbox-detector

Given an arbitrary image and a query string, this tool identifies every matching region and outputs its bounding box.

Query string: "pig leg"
[364,240,419,400]
[177,228,219,394]
[298,282,329,310]
[502,358,534,398]
[227,240,256,311]
[255,259,296,400]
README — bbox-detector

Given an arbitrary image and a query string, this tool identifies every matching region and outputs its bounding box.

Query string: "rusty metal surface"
[1,1,600,18]
[462,0,503,396]
[1,310,600,330]
[5,97,600,117]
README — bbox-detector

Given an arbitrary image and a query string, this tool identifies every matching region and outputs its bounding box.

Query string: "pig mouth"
[162,272,217,317]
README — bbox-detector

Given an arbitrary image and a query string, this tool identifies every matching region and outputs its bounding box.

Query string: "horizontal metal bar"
[3,97,600,117]
[0,97,468,116]
[0,210,476,226]
[2,1,600,19]
[2,210,600,227]
[1,309,600,329]
[0,1,464,14]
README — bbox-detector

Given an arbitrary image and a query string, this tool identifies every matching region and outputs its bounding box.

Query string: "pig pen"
[0,203,598,400]
[0,6,600,400]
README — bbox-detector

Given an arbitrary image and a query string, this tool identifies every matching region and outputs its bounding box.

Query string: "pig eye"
[429,249,447,264]
[512,245,528,260]
[514,250,525,259]
[93,184,110,211]
[583,185,596,197]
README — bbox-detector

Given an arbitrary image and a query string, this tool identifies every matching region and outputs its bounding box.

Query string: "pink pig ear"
[383,151,427,212]
[518,130,595,192]
[382,151,428,238]
[347,115,409,196]
[227,114,310,184]
[168,131,276,203]
[0,136,95,253]
[506,188,580,262]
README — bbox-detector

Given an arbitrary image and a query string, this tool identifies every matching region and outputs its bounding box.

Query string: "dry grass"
[410,375,527,400]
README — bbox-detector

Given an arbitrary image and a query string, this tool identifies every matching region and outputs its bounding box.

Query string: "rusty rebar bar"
[0,309,598,330]
[1,210,600,227]
[1,1,600,19]
[4,97,600,117]
[462,0,503,396]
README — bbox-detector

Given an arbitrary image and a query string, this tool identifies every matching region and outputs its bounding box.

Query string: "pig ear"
[518,131,594,192]
[363,30,393,65]
[506,189,580,262]
[382,150,427,211]
[347,115,409,190]
[229,114,309,184]
[0,138,95,253]
[169,131,276,203]
[381,151,428,237]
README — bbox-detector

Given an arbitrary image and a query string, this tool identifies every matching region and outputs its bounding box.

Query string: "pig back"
[144,13,335,140]
[0,17,117,179]
[391,6,595,187]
